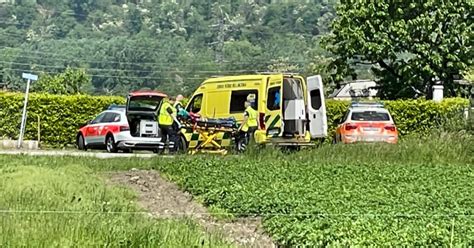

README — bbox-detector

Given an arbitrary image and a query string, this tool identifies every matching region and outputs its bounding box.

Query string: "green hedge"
[326,98,469,137]
[0,92,469,146]
[0,92,124,146]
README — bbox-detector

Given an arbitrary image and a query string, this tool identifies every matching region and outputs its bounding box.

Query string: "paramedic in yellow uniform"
[238,101,258,150]
[159,97,179,153]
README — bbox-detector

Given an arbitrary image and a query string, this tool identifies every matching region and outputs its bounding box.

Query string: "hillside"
[0,0,340,95]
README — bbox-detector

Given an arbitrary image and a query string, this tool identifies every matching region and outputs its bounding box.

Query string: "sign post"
[17,73,38,149]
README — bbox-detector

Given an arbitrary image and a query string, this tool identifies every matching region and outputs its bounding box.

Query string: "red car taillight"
[384,125,396,132]
[120,126,130,132]
[259,113,266,130]
[345,124,358,131]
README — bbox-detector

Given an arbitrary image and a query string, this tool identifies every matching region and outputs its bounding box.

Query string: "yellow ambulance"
[182,73,327,149]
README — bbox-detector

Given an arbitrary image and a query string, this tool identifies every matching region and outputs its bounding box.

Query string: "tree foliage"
[324,0,473,99]
[464,66,474,84]
[1,0,471,99]
[33,68,92,94]
[0,0,339,96]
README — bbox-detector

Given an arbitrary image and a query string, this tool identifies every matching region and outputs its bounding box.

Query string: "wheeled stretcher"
[181,114,238,155]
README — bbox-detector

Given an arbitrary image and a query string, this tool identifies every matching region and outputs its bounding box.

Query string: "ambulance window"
[230,90,258,113]
[267,87,281,111]
[187,94,203,113]
[310,89,322,110]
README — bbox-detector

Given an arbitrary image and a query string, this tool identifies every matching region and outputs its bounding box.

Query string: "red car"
[76,90,169,153]
[334,102,398,144]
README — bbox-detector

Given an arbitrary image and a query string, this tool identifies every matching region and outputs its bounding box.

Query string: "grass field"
[0,164,232,247]
[0,132,473,246]
[153,133,474,246]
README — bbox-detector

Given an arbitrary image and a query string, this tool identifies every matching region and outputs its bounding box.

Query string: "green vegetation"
[0,91,468,146]
[324,0,473,99]
[0,1,340,95]
[2,1,471,98]
[0,92,124,145]
[1,132,472,246]
[33,67,92,94]
[139,134,474,246]
[0,1,472,245]
[0,163,231,247]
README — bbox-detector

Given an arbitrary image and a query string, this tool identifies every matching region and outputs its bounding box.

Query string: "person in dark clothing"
[159,97,179,153]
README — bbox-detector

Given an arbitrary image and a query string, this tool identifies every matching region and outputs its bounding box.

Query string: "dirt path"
[109,169,276,248]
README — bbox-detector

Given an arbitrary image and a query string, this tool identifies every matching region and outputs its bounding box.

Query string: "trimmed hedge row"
[0,92,124,146]
[0,92,469,146]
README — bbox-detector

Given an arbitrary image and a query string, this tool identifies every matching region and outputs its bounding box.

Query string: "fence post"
[37,115,41,147]
[432,85,444,103]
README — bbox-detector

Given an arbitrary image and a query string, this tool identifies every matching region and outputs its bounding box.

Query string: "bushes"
[0,92,124,146]
[0,92,469,146]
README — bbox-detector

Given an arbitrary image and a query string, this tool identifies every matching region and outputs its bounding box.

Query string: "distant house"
[328,80,378,100]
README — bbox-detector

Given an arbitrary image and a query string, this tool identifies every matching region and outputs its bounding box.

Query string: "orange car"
[334,102,398,144]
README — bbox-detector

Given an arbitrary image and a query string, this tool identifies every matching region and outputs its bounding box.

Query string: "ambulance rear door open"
[264,74,283,137]
[306,75,328,138]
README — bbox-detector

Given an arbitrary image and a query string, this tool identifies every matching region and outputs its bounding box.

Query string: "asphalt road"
[0,150,174,159]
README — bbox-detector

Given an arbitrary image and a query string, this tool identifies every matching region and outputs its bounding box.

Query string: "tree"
[33,68,92,94]
[324,0,473,99]
[464,67,474,83]
[1,0,339,96]
[124,4,142,35]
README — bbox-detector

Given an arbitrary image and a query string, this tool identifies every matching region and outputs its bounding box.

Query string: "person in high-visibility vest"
[159,97,180,153]
[247,93,256,109]
[237,100,258,150]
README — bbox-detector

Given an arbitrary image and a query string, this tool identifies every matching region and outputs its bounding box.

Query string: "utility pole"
[215,7,225,63]
[209,4,228,64]
[18,73,38,149]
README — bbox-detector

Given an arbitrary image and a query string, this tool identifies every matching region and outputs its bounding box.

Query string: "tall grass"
[237,132,474,166]
[310,131,474,165]
[0,165,232,247]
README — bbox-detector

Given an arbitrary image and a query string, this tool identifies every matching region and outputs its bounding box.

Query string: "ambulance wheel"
[177,136,188,153]
[236,139,247,152]
[280,146,300,153]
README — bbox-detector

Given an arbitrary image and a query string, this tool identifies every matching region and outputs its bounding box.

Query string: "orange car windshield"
[351,111,390,121]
